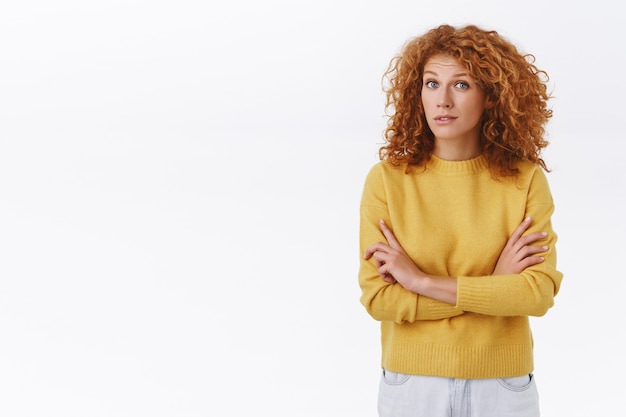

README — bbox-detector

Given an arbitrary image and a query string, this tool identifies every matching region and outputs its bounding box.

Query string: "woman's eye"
[456,81,469,89]
[425,81,438,88]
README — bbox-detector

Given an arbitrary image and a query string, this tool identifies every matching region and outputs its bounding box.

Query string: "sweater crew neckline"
[427,154,488,175]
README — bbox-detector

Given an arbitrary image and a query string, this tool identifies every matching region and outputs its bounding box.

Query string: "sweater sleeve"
[358,164,464,323]
[456,168,564,317]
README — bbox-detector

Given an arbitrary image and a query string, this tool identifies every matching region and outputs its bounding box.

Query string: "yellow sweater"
[358,154,563,379]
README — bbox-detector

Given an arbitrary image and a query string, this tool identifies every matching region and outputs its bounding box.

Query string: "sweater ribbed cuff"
[456,276,493,314]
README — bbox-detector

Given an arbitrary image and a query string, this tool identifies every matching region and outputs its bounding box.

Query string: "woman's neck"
[432,137,480,161]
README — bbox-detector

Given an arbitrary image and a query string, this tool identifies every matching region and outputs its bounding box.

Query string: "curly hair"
[380,24,552,177]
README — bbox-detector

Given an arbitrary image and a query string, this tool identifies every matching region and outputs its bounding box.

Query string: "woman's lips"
[434,115,457,124]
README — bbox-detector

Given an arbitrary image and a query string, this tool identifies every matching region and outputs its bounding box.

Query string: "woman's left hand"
[363,220,424,291]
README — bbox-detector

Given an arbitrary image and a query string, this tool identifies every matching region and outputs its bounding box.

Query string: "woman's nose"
[437,90,452,108]
[437,97,451,108]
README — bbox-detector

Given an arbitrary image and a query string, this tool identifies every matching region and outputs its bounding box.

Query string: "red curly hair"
[380,24,552,177]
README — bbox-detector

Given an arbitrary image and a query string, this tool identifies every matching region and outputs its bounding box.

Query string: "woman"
[358,24,563,417]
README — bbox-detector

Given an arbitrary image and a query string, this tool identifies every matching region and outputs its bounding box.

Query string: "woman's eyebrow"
[423,70,469,77]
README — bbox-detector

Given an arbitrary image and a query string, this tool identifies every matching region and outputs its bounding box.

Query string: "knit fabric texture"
[358,154,563,379]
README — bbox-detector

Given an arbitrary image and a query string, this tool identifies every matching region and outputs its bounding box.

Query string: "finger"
[364,242,390,259]
[517,255,545,270]
[381,274,396,284]
[508,216,533,245]
[512,232,548,253]
[371,250,387,267]
[375,258,386,274]
[515,244,548,260]
[379,220,402,250]
[372,251,389,268]
[517,231,548,246]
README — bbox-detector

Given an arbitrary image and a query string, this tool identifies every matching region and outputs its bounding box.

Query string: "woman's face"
[421,54,489,152]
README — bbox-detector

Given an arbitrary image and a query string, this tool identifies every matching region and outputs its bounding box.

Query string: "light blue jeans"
[378,369,540,417]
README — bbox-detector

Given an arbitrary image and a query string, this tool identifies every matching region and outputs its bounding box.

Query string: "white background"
[1,1,623,416]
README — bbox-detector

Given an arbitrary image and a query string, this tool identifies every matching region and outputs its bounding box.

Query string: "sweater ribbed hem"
[382,341,533,379]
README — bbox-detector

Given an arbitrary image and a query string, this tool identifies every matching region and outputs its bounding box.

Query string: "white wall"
[0,1,622,416]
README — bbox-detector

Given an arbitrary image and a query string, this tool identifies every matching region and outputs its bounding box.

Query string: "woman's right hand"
[493,217,548,275]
